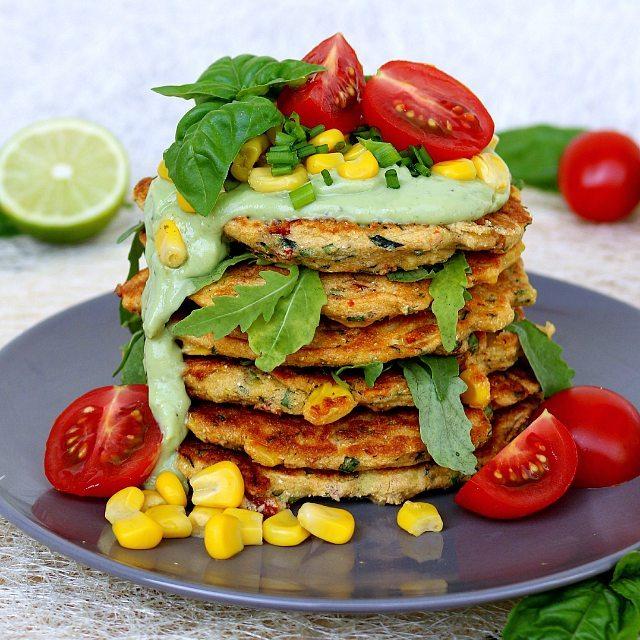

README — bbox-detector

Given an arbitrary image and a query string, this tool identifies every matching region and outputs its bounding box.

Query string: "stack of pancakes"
[121,179,542,515]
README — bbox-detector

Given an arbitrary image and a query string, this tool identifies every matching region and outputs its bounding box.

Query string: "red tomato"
[542,386,640,488]
[277,33,364,133]
[44,385,161,497]
[559,131,640,222]
[455,411,578,519]
[362,61,494,162]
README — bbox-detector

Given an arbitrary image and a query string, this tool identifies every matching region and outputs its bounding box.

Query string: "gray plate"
[0,274,639,613]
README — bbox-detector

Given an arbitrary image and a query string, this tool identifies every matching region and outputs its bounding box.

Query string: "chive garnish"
[385,169,400,189]
[416,146,434,168]
[307,124,325,138]
[271,165,295,176]
[314,144,330,154]
[290,181,316,210]
[334,141,347,152]
[321,169,333,186]
[275,132,296,146]
[266,150,298,165]
[415,163,431,177]
[296,144,317,159]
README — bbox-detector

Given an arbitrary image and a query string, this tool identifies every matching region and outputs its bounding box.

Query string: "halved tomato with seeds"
[44,385,161,497]
[455,410,578,519]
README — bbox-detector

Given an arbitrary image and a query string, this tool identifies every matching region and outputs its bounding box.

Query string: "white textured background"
[1,1,639,638]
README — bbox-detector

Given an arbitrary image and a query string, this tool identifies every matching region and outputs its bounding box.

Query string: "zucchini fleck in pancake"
[176,397,541,513]
[118,243,524,328]
[133,176,530,274]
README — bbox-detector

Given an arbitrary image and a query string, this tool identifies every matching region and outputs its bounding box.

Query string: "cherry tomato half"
[362,61,494,162]
[277,33,364,133]
[559,131,640,222]
[455,411,578,519]
[44,385,161,497]
[542,386,640,488]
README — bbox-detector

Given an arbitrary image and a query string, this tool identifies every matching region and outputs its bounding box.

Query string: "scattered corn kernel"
[204,513,244,560]
[231,134,270,182]
[263,509,310,547]
[431,158,477,181]
[145,504,192,538]
[472,152,510,193]
[105,487,144,525]
[460,366,491,408]
[248,164,308,193]
[155,219,188,269]
[190,461,244,508]
[189,506,224,538]
[309,128,345,151]
[337,149,379,180]
[141,489,166,511]
[296,503,355,545]
[155,470,187,507]
[112,511,164,550]
[249,444,281,467]
[224,508,264,545]
[306,152,345,175]
[157,159,171,182]
[176,191,195,213]
[302,383,357,425]
[343,142,365,161]
[397,501,443,536]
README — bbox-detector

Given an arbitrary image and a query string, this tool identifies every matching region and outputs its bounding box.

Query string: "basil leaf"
[119,221,144,333]
[164,96,283,215]
[507,319,574,397]
[172,265,299,339]
[188,252,255,291]
[332,362,384,389]
[113,329,146,384]
[174,101,227,142]
[387,266,441,282]
[401,356,475,474]
[0,211,21,237]
[248,267,326,372]
[497,125,585,191]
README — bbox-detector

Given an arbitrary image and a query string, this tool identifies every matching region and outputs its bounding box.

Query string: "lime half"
[0,118,129,242]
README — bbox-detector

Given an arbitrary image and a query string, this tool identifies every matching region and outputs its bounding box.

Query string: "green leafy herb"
[113,329,146,384]
[153,55,323,102]
[0,211,21,237]
[332,362,384,389]
[358,138,402,167]
[339,457,360,474]
[164,96,283,216]
[248,267,326,371]
[387,265,441,283]
[497,124,585,191]
[118,221,145,333]
[188,252,255,291]
[174,101,227,142]
[401,356,476,475]
[503,551,640,640]
[507,319,574,397]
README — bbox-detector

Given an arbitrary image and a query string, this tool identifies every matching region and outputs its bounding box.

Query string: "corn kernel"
[397,501,443,536]
[155,219,188,269]
[460,366,491,408]
[302,383,357,425]
[249,444,282,467]
[248,165,308,193]
[189,506,224,538]
[112,511,164,550]
[141,489,166,511]
[309,128,345,152]
[305,153,345,175]
[224,508,264,545]
[204,513,244,560]
[343,143,365,161]
[105,487,144,525]
[190,461,244,508]
[431,158,477,181]
[176,191,195,213]
[231,134,270,182]
[472,152,510,193]
[263,509,310,547]
[145,504,192,538]
[155,470,187,507]
[337,149,379,180]
[296,503,355,545]
[157,159,172,182]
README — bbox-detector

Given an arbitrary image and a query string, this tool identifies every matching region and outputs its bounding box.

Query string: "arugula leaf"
[248,267,326,372]
[357,138,402,167]
[164,96,283,215]
[113,329,146,385]
[507,319,575,397]
[171,265,299,339]
[497,125,585,191]
[118,221,145,333]
[0,210,21,237]
[401,356,476,474]
[332,362,384,389]
[386,265,441,283]
[188,252,255,291]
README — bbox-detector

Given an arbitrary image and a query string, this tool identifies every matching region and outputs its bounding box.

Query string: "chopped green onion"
[314,144,329,154]
[296,144,317,159]
[290,181,316,210]
[268,144,293,153]
[358,138,401,168]
[397,156,412,167]
[271,165,295,176]
[307,124,325,138]
[416,146,434,168]
[223,178,240,192]
[408,165,420,177]
[321,169,333,186]
[415,163,431,177]
[266,150,298,165]
[275,132,296,145]
[385,169,400,189]
[399,149,412,158]
[334,141,347,152]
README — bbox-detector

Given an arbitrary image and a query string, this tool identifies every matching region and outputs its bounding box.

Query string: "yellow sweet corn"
[155,470,187,507]
[157,159,172,182]
[302,382,357,425]
[305,152,345,175]
[189,506,223,538]
[145,504,192,539]
[105,486,144,525]
[155,219,188,269]
[343,142,365,161]
[190,461,244,508]
[262,509,310,547]
[248,165,308,193]
[204,513,244,560]
[112,511,164,550]
[176,191,195,213]
[337,149,379,180]
[231,134,270,182]
[431,158,477,181]
[472,152,510,193]
[224,508,264,545]
[397,501,443,536]
[141,489,166,511]
[296,503,355,545]
[460,366,491,408]
[309,128,345,151]
[248,444,281,467]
